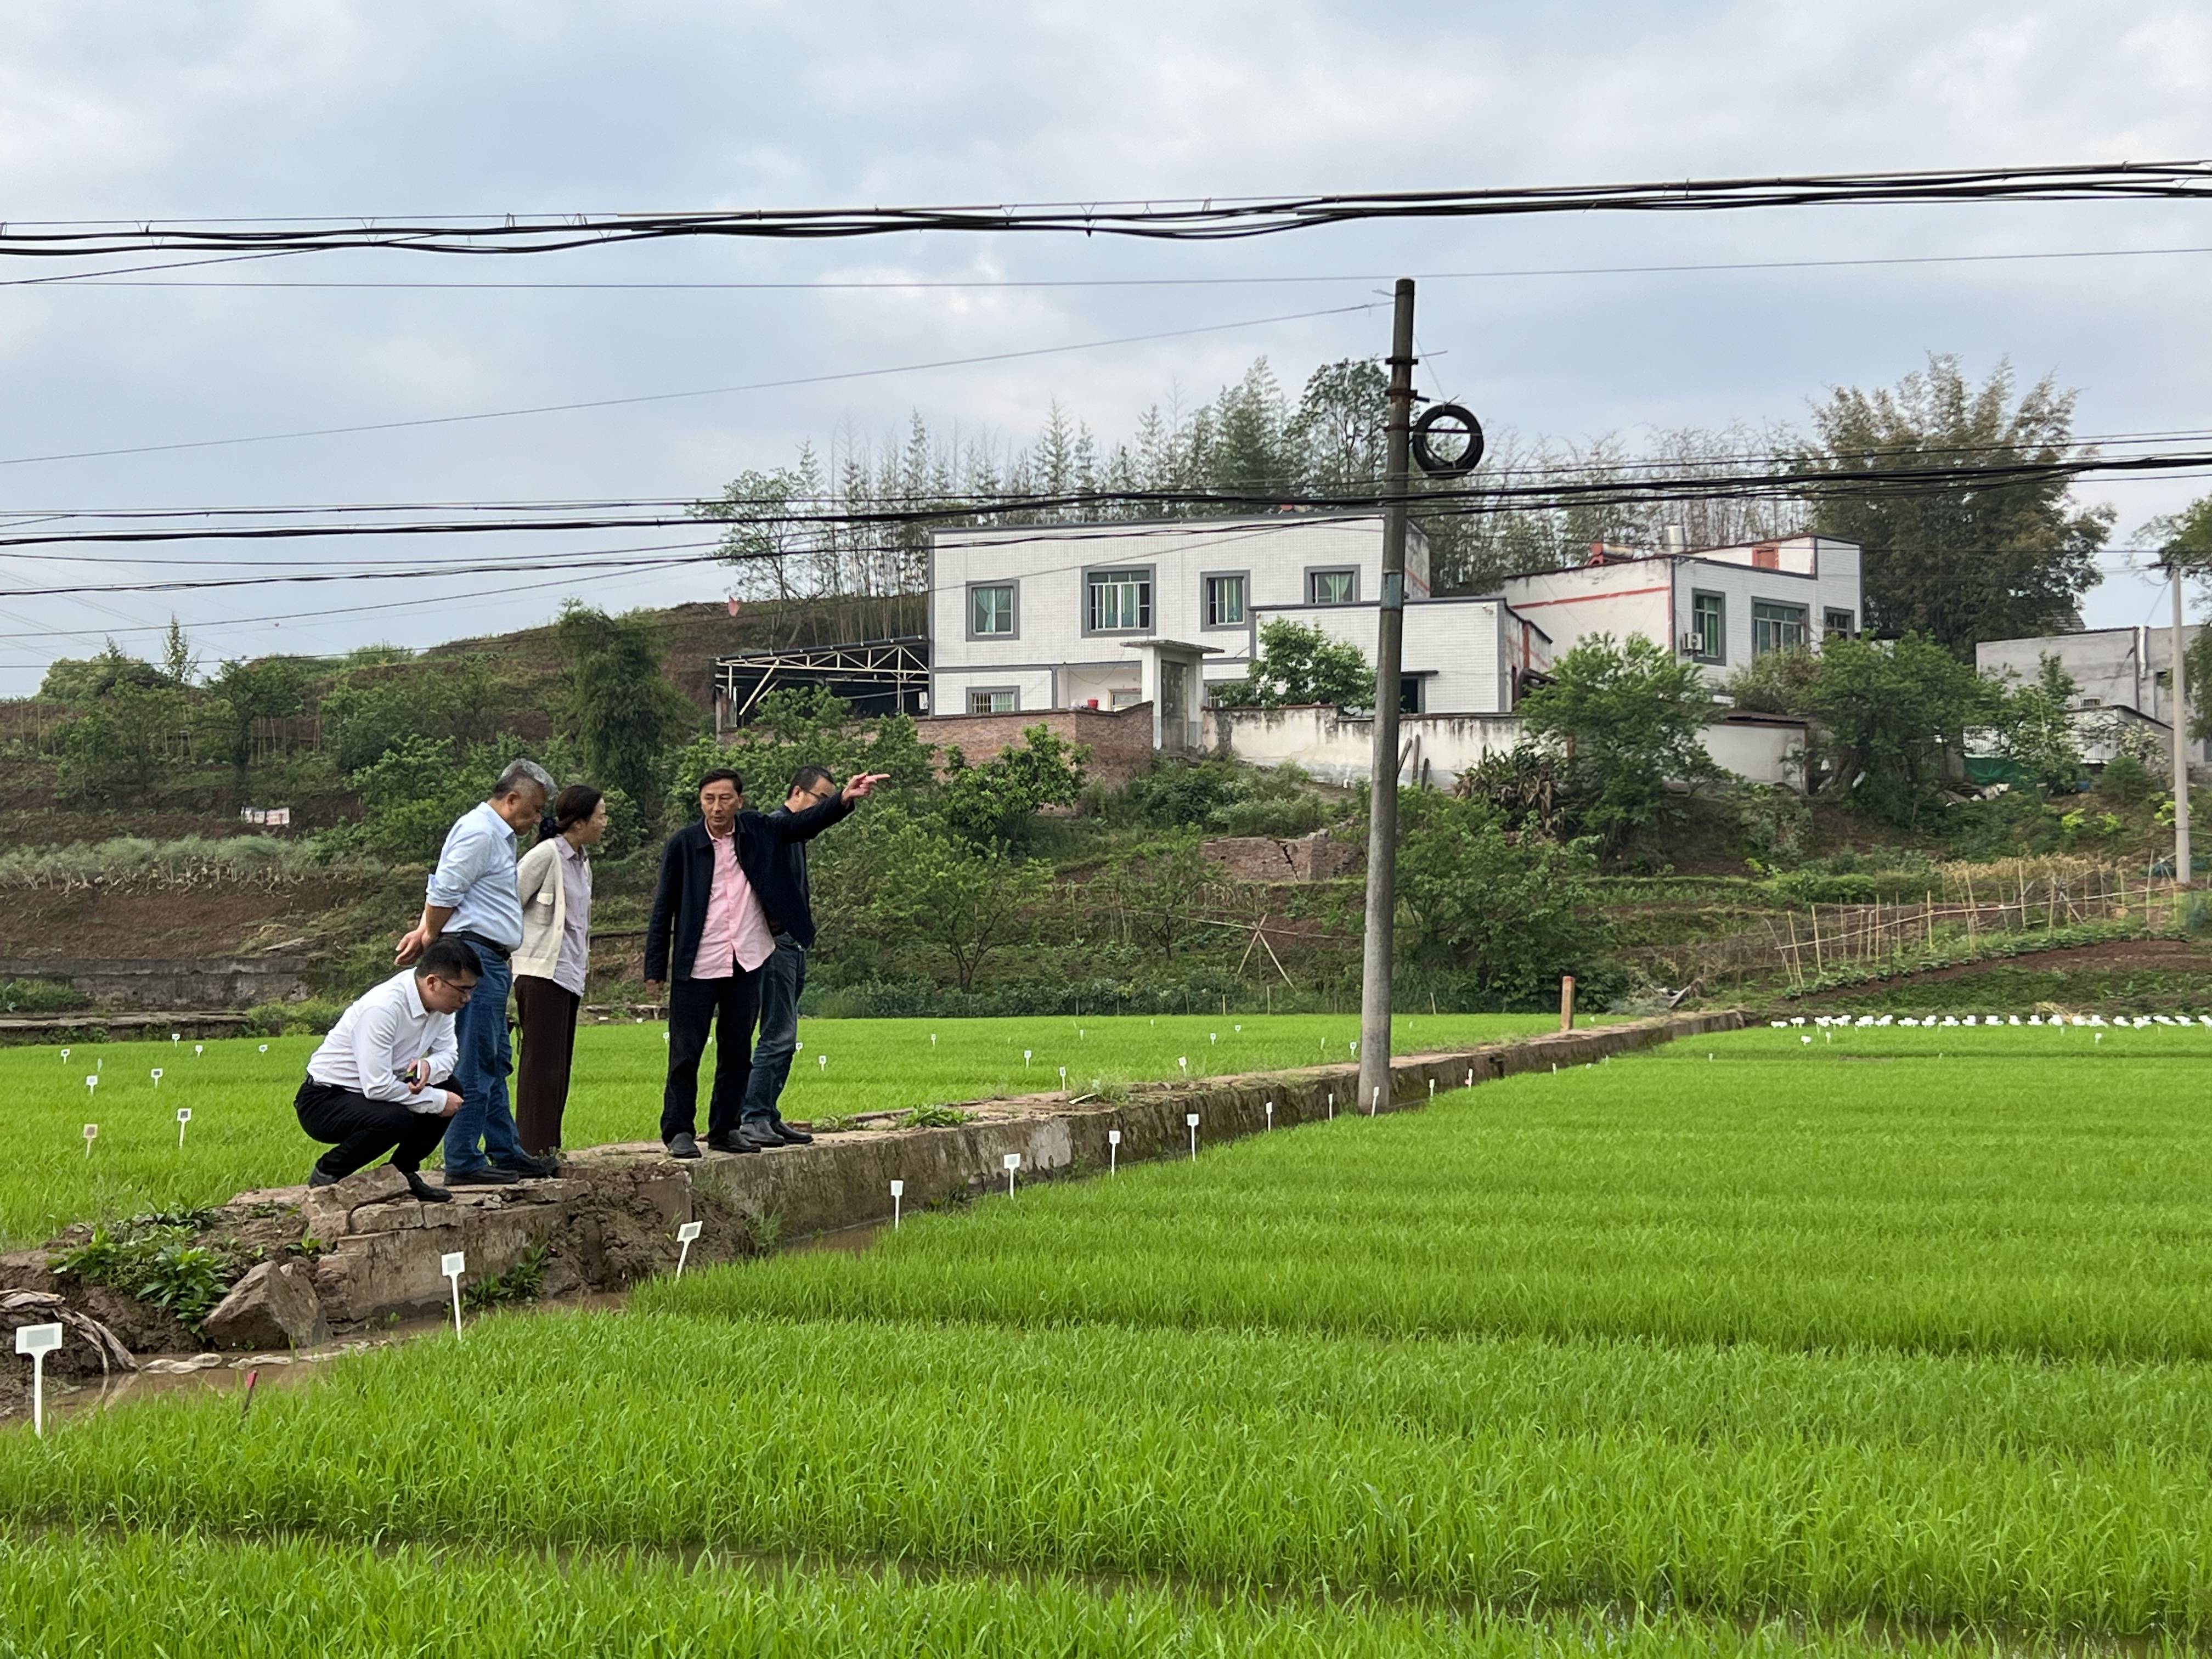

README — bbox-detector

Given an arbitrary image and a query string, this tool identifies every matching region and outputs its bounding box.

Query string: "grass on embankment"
[0,1011,1555,1246]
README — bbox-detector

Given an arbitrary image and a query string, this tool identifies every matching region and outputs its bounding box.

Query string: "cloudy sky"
[0,1,2206,693]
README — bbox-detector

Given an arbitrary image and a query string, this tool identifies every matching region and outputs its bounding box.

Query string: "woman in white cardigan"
[513,784,606,1156]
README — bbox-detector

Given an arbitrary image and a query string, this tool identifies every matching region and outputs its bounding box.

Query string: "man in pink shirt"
[644,764,884,1156]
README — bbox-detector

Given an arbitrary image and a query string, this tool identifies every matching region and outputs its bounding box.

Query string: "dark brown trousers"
[514,976,580,1154]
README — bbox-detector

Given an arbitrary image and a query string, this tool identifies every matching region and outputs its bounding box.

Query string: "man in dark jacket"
[643,765,883,1158]
[736,764,840,1149]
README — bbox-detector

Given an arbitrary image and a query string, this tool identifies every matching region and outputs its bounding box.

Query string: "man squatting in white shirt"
[294,935,482,1205]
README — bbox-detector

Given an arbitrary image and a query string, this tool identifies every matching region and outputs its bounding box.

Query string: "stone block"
[301,1165,409,1242]
[349,1200,424,1234]
[202,1261,331,1351]
[505,1179,585,1206]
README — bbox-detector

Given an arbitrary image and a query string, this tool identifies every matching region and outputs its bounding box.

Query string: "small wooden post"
[1559,975,1577,1032]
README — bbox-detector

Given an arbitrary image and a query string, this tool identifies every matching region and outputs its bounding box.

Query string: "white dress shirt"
[307,969,460,1113]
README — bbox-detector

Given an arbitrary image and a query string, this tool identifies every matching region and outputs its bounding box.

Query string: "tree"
[52,680,191,803]
[860,816,1050,991]
[1393,791,1608,1001]
[39,641,167,706]
[1795,354,2113,654]
[553,604,697,825]
[204,656,311,791]
[1987,653,2085,794]
[939,725,1089,845]
[1519,634,1720,854]
[2148,495,2212,743]
[1290,358,1387,494]
[1787,633,1990,827]
[1118,838,1216,960]
[160,616,201,687]
[662,688,934,825]
[1209,618,1373,710]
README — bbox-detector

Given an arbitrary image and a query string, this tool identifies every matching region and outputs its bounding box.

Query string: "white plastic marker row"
[16,1322,60,1436]
[1770,1012,2212,1029]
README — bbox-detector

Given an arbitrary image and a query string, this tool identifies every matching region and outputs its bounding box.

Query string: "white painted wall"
[1245,596,1548,716]
[1213,705,1812,788]
[928,514,1427,714]
[1498,535,1863,686]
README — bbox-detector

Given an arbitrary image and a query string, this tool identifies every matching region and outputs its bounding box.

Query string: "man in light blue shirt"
[396,758,555,1184]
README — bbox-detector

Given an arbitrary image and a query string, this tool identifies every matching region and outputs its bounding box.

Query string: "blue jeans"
[442,947,525,1173]
[740,935,806,1127]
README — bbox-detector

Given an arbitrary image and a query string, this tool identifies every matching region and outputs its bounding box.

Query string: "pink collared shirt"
[692,824,775,978]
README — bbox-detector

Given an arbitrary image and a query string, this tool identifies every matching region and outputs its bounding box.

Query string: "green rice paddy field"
[7,1017,2212,1655]
[0,1011,1542,1249]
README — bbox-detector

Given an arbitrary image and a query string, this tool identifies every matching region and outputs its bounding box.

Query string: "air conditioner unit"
[1678,633,1703,654]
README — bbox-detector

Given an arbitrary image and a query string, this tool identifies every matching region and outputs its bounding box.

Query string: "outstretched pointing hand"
[842,772,891,802]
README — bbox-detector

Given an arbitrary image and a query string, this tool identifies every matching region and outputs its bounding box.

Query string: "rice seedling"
[0,1528,2056,1659]
[9,1311,2212,1638]
[0,1011,1555,1245]
[647,1033,2212,1361]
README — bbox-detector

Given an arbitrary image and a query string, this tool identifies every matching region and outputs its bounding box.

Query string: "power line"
[4,162,2210,258]
[21,241,2212,293]
[0,301,1379,470]
[1,448,2208,578]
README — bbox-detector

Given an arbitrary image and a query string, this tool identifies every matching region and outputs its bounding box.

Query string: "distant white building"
[1975,624,2211,768]
[1496,534,1865,681]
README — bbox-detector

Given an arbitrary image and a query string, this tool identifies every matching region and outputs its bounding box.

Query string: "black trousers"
[660,969,759,1144]
[514,977,580,1155]
[295,1076,447,1181]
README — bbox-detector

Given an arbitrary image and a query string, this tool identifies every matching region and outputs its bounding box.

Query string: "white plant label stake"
[1058,1066,1067,1088]
[1265,1101,1274,1130]
[150,1068,163,1089]
[817,1053,827,1071]
[170,1032,179,1045]
[1186,1112,1200,1158]
[1327,1091,1334,1120]
[441,1251,466,1338]
[16,1323,61,1437]
[674,1220,703,1278]
[889,1180,904,1229]
[1107,1129,1120,1176]
[1427,1078,1436,1101]
[1023,1049,1032,1066]
[1369,1086,1380,1117]
[82,1121,96,1159]
[194,1044,204,1057]
[1177,1056,1187,1075]
[1002,1152,1020,1197]
[258,1045,268,1054]
[177,1107,191,1148]
[59,1048,69,1063]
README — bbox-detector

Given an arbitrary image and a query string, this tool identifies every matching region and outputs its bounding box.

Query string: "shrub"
[50,1219,242,1332]
[0,978,88,1014]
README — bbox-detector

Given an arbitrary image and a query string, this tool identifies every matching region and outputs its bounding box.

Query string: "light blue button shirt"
[427,801,523,949]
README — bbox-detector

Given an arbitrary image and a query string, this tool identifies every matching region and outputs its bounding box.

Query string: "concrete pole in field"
[2173,560,2192,888]
[1357,279,1417,1116]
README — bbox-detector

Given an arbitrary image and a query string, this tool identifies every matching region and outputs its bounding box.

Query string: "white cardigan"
[512,836,592,983]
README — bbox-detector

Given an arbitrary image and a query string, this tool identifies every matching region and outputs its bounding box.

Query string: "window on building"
[1689,591,1724,662]
[1204,573,1247,628]
[968,689,1017,715]
[1087,568,1152,631]
[1824,607,1854,637]
[969,583,1015,637]
[1307,568,1357,605]
[1399,676,1422,715]
[1752,600,1810,656]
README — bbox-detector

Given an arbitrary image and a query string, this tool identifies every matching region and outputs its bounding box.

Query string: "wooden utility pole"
[1356,279,1417,1116]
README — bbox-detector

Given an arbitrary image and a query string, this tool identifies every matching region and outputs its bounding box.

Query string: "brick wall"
[913,702,1158,787]
[1202,830,1358,884]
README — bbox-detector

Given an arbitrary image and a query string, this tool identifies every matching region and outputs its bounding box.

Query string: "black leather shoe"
[494,1153,558,1179]
[770,1119,814,1146]
[704,1133,761,1155]
[307,1169,340,1188]
[403,1170,454,1204]
[444,1166,520,1187]
[737,1122,786,1151]
[665,1132,702,1160]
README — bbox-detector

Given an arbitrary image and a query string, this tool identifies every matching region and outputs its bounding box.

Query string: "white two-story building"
[1497,534,1865,678]
[928,514,1446,742]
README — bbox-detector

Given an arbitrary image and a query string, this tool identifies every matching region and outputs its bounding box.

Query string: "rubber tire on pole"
[1411,403,1484,477]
